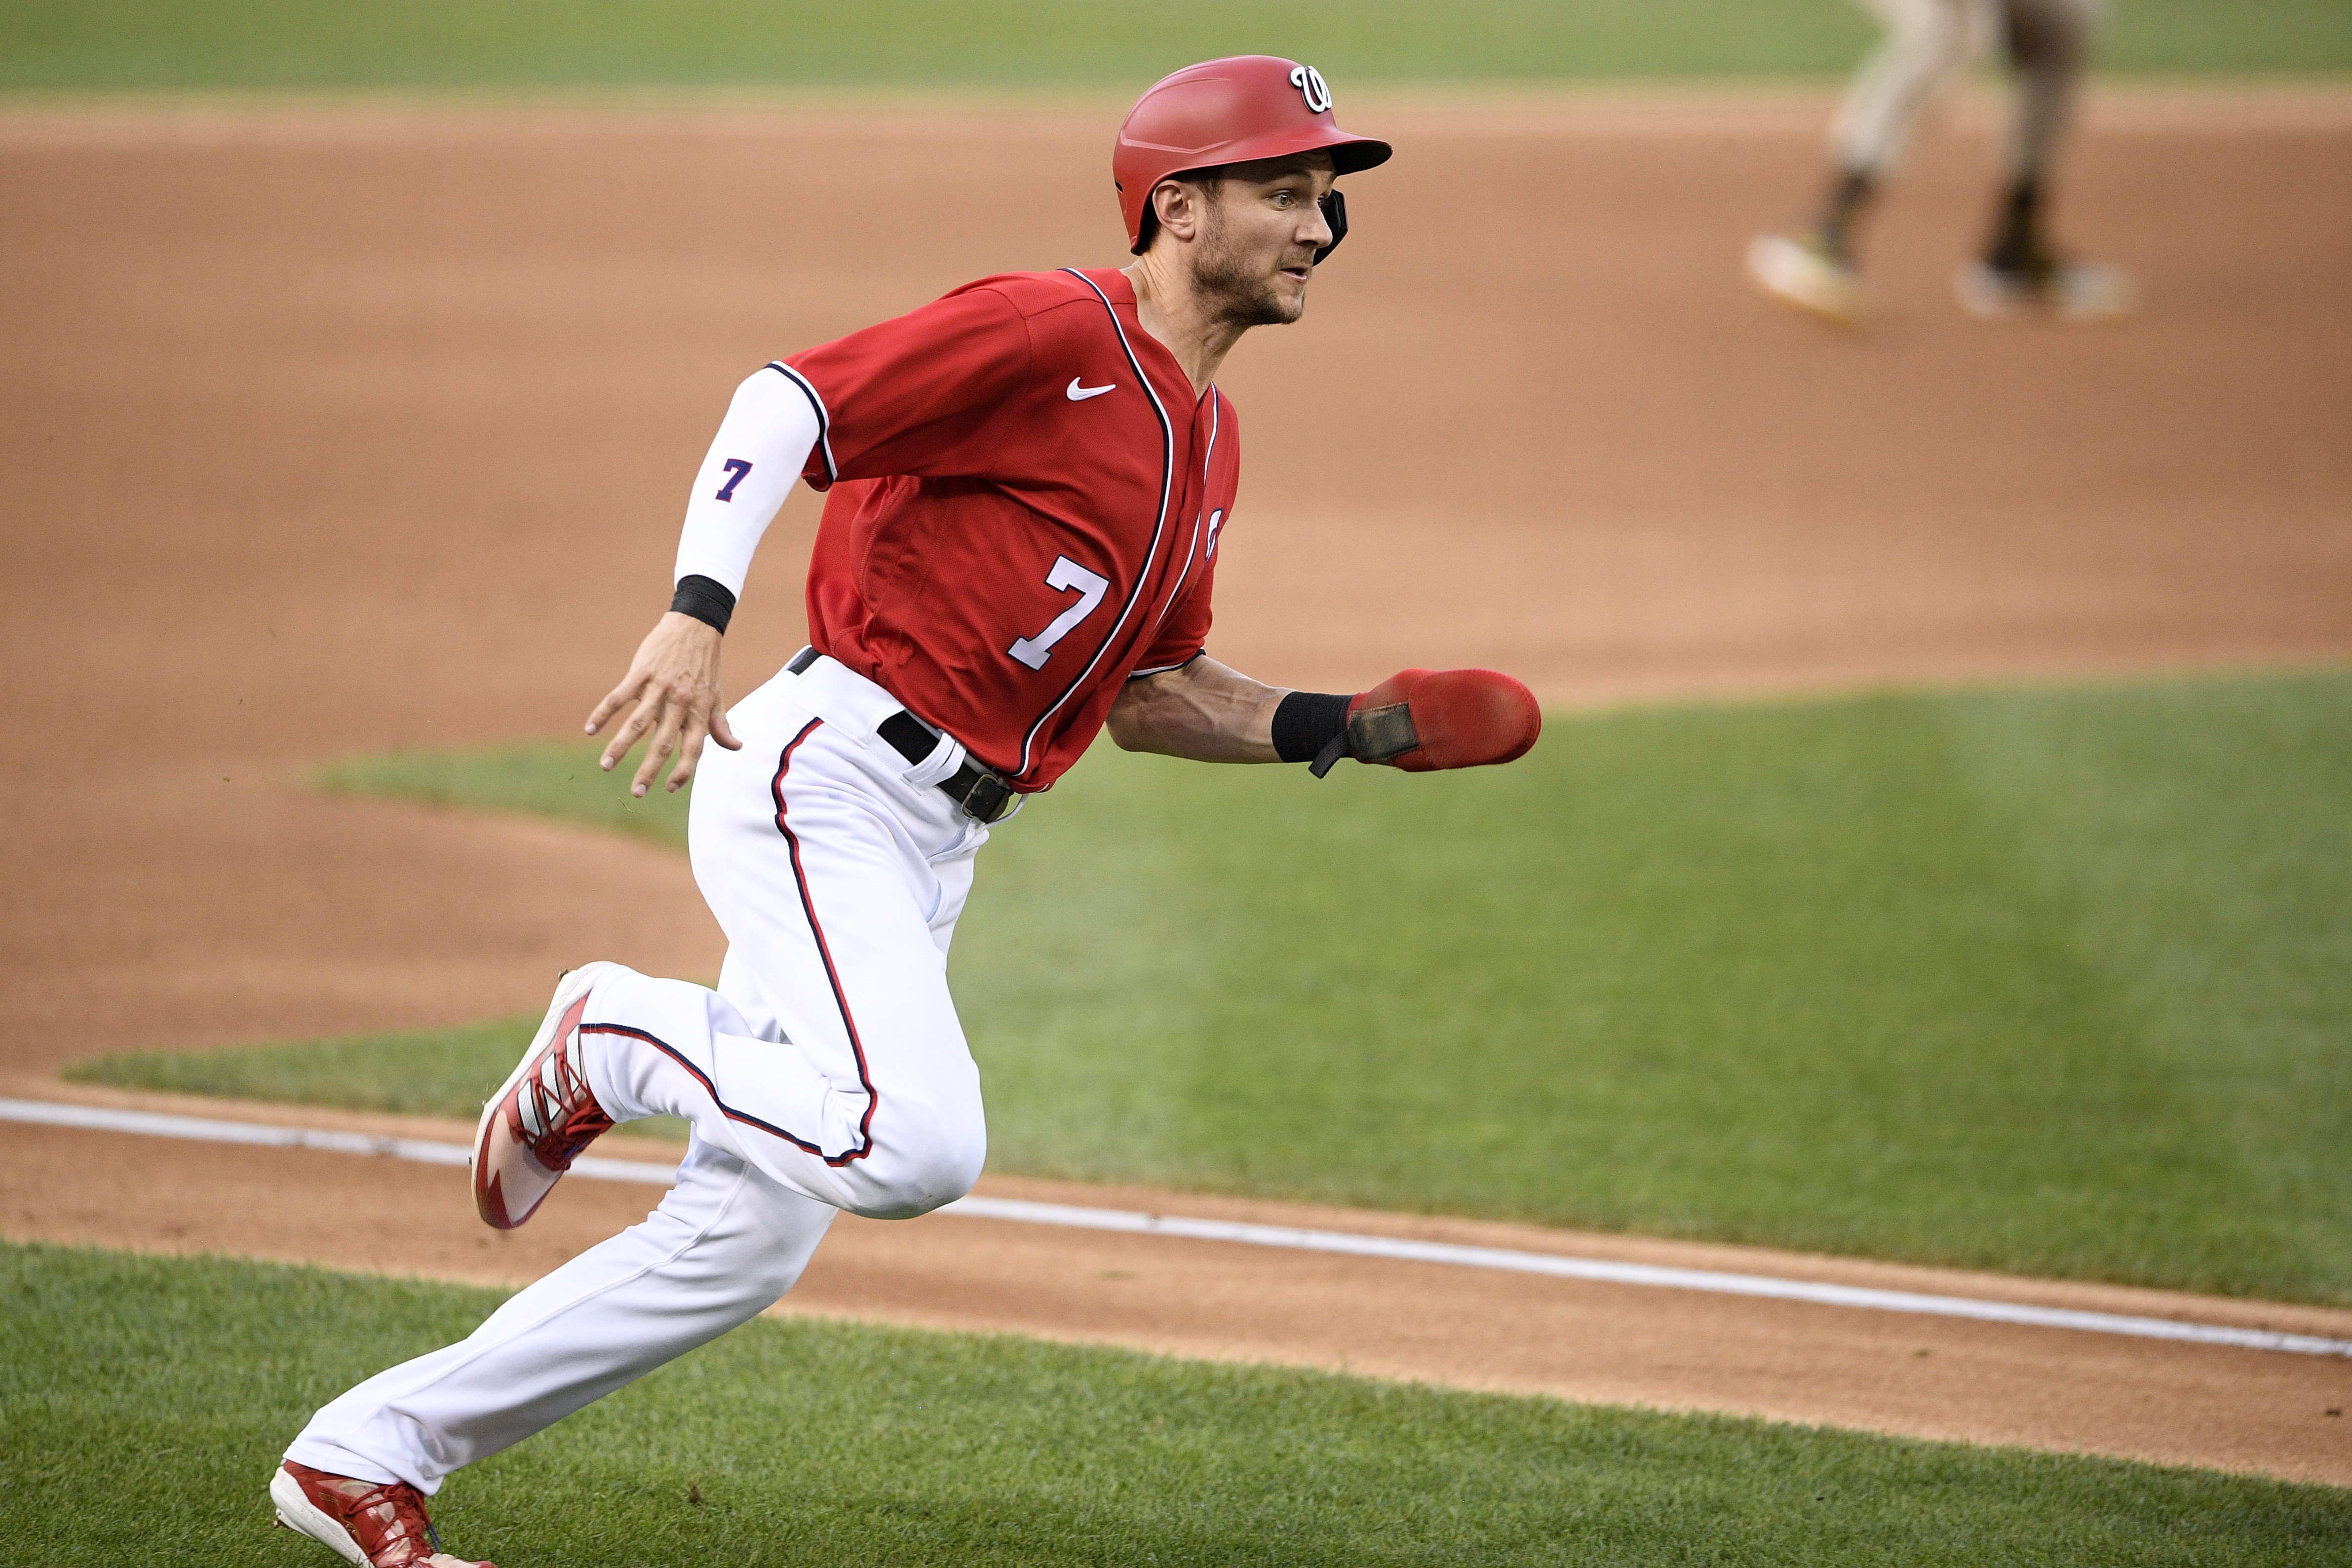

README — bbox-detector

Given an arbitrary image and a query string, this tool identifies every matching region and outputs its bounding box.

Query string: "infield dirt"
[3,89,2349,1482]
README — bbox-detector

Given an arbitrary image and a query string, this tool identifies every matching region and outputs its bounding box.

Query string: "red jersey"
[782,268,1239,791]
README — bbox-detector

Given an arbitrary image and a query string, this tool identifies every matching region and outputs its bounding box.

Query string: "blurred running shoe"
[1955,254,2135,322]
[1746,231,1865,326]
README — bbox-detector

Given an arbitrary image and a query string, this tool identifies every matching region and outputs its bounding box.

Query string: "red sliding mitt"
[1310,668,1542,776]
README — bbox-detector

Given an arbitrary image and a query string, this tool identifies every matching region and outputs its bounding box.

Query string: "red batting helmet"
[1115,56,1392,257]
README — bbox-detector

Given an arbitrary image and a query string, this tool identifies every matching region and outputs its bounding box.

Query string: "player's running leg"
[467,656,988,1228]
[1749,0,1986,322]
[572,659,991,1221]
[279,659,987,1522]
[283,1135,833,1500]
[1957,0,2134,318]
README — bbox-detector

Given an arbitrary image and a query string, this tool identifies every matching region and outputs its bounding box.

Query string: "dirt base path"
[2,90,2349,1484]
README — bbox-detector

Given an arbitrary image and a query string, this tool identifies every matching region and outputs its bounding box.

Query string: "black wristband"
[669,574,736,634]
[1272,689,1353,765]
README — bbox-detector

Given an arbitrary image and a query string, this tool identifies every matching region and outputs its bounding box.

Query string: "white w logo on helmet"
[1289,64,1333,115]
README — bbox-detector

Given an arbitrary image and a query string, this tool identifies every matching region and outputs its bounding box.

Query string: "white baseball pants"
[287,655,992,1493]
[1831,0,2100,182]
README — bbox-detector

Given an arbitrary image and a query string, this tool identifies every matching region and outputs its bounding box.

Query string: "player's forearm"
[668,364,823,629]
[1115,660,1544,778]
[1107,657,1285,763]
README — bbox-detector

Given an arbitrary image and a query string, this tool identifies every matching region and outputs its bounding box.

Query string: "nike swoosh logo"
[1066,377,1117,401]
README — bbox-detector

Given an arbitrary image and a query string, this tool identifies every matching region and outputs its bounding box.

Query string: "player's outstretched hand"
[1320,668,1541,775]
[586,612,743,797]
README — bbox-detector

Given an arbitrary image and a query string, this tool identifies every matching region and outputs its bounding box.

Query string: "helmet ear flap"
[1313,188,1348,265]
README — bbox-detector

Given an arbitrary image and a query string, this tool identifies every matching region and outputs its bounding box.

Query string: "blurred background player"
[1747,0,2134,324]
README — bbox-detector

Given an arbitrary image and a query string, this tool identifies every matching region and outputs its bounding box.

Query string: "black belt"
[788,647,1024,823]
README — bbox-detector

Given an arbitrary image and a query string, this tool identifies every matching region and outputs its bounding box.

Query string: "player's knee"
[846,1094,987,1220]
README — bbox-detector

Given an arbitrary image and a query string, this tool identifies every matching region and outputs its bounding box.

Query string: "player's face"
[1190,154,1338,329]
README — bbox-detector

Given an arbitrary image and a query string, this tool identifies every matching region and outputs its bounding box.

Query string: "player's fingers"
[607,675,681,767]
[631,727,674,797]
[631,706,685,799]
[585,671,648,737]
[599,694,656,772]
[708,701,742,753]
[668,726,706,793]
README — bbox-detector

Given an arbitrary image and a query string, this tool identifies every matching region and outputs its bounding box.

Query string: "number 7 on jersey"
[1008,556,1111,670]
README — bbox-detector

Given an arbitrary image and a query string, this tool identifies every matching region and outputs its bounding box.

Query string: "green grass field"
[4,1242,2345,1564]
[87,669,2352,1304]
[1,0,2346,91]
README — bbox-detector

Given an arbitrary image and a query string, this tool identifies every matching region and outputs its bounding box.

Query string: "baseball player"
[1747,0,2134,324]
[267,56,1540,1568]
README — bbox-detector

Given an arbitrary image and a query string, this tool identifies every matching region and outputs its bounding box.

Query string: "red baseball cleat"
[471,962,622,1229]
[270,1461,494,1568]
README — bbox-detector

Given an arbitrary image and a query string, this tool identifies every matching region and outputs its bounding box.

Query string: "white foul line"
[8,1096,2347,1359]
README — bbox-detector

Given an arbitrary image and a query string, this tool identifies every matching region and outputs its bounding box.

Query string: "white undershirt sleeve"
[672,365,823,600]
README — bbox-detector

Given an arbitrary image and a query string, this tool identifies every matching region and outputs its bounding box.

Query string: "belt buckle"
[960,772,1019,824]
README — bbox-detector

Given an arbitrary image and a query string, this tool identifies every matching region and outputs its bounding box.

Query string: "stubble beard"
[1186,199,1305,331]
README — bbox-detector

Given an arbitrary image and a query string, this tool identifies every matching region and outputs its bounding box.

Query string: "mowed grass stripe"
[3,0,2348,90]
[4,1243,2347,1565]
[958,671,2352,1302]
[81,669,2352,1303]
